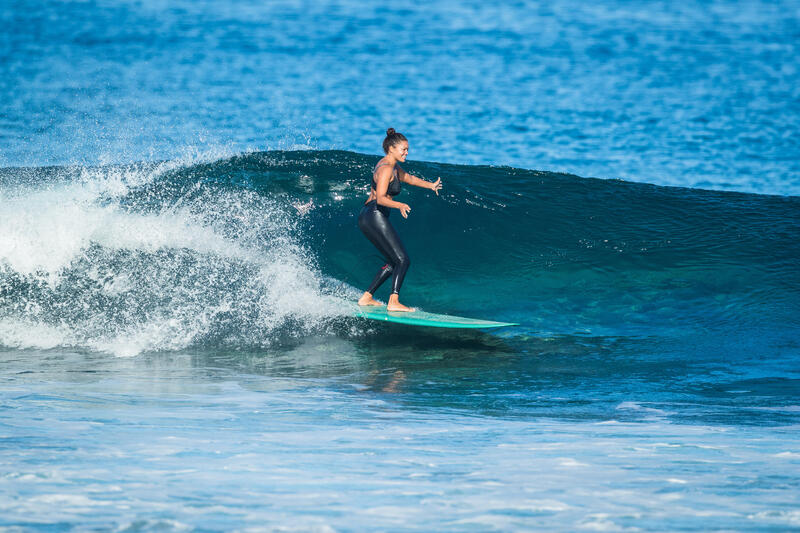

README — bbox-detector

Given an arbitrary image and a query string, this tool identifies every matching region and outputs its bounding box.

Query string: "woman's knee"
[397,254,410,270]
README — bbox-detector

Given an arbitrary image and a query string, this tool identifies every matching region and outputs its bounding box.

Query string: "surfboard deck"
[354,306,518,329]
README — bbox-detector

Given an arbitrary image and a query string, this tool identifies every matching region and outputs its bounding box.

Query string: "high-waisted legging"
[358,200,410,295]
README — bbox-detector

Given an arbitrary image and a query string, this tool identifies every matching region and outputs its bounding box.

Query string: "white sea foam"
[0,319,72,350]
[576,513,636,531]
[0,188,249,280]
[748,509,800,525]
[616,401,669,417]
[773,451,800,458]
[0,155,350,356]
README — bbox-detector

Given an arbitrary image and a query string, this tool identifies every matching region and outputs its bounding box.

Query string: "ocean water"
[3,0,800,194]
[2,1,799,531]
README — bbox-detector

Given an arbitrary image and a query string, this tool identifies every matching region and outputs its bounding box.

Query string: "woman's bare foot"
[386,294,415,312]
[358,292,384,306]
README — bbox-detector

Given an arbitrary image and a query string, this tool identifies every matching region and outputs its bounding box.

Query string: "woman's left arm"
[398,167,442,195]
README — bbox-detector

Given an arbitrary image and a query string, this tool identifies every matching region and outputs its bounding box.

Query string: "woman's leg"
[358,263,392,306]
[358,206,413,310]
[366,263,393,295]
[387,242,410,295]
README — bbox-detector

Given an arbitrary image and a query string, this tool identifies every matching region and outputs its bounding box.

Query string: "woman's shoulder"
[373,160,397,176]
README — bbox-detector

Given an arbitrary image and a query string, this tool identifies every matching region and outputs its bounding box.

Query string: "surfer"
[357,128,442,312]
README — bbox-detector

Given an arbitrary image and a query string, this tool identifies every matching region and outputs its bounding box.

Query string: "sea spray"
[0,153,351,355]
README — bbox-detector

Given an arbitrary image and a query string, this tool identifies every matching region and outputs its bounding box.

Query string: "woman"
[357,128,442,312]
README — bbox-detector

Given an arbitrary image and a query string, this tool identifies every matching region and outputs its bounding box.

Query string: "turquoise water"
[2,1,800,531]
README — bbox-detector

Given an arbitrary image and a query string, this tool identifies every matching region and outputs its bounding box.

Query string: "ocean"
[1,1,799,531]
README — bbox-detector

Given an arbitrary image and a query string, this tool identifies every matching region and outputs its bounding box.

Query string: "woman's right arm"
[374,167,412,218]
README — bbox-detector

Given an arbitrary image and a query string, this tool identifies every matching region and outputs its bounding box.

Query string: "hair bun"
[381,128,407,153]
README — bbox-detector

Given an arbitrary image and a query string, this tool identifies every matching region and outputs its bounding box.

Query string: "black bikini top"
[372,162,402,196]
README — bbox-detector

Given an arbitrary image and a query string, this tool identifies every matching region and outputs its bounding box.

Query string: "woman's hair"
[382,128,407,154]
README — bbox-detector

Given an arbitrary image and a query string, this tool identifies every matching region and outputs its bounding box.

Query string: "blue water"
[2,1,800,531]
[3,0,800,194]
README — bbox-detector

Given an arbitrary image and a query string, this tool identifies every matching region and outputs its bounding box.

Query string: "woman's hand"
[398,203,412,218]
[429,178,442,196]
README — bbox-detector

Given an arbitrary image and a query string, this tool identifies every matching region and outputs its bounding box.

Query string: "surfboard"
[354,306,518,329]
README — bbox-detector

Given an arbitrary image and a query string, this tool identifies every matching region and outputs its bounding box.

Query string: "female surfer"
[357,128,442,312]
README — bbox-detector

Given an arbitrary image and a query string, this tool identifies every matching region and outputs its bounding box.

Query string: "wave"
[1,150,798,355]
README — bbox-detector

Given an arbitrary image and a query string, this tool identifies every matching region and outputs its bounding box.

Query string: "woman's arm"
[398,167,442,195]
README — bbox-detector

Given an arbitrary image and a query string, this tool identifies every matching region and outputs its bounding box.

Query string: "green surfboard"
[354,306,518,329]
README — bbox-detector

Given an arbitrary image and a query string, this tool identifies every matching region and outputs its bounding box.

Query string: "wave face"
[1,150,798,355]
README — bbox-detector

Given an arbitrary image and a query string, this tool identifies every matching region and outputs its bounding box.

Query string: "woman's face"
[389,141,409,162]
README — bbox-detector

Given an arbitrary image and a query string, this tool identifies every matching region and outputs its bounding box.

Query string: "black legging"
[358,200,410,295]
